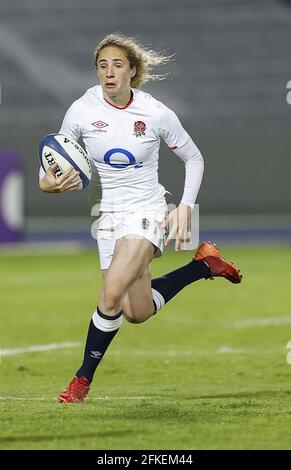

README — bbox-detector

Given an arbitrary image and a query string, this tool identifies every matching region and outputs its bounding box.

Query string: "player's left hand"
[163,203,191,251]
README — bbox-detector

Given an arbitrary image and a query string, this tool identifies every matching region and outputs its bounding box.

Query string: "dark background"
[1,0,290,219]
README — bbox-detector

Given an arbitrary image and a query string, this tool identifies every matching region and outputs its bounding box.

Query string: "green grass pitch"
[0,245,291,450]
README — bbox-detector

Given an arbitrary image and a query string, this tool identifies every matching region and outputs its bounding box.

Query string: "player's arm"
[158,104,204,250]
[39,101,83,193]
[164,144,204,250]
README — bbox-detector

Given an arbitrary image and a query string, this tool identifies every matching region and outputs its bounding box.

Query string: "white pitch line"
[1,343,246,358]
[0,397,48,401]
[112,348,246,356]
[0,396,158,402]
[217,346,245,354]
[0,242,84,256]
[0,342,81,357]
[231,315,291,329]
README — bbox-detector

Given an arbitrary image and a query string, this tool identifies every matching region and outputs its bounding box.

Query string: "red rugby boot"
[194,241,242,284]
[58,376,90,403]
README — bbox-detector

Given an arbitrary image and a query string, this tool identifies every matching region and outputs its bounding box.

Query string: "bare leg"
[98,235,155,317]
[101,263,155,323]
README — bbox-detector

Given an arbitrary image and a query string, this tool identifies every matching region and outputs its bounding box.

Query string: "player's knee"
[123,312,145,324]
[103,285,123,310]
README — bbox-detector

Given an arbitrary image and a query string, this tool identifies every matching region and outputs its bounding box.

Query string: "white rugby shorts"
[95,200,168,270]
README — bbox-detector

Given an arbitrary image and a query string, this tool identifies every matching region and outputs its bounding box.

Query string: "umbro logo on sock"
[90,350,103,359]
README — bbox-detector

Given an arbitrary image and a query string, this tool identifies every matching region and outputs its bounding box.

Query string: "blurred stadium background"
[1,0,291,451]
[1,0,291,246]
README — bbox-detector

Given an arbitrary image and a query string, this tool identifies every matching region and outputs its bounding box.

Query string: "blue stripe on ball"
[38,134,90,188]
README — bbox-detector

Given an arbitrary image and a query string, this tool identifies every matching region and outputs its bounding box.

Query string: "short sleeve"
[59,101,82,141]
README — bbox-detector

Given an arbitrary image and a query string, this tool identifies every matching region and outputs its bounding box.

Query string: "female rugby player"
[39,34,242,403]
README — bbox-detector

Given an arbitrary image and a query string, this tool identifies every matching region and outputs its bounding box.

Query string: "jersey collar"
[103,89,134,110]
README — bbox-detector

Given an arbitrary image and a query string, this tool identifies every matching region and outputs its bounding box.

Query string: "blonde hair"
[93,33,173,89]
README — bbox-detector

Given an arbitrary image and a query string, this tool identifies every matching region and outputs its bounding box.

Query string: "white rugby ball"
[39,134,92,189]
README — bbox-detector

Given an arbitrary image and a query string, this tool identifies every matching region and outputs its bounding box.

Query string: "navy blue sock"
[151,259,210,312]
[76,307,122,383]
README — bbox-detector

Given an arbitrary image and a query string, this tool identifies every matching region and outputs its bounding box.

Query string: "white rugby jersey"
[58,84,203,211]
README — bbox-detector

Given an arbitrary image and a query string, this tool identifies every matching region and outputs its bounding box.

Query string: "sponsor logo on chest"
[91,120,148,138]
[92,121,109,133]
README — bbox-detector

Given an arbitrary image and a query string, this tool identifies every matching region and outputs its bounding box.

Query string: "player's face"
[97,46,136,101]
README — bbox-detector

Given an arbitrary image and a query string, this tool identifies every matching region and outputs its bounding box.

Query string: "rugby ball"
[39,134,92,189]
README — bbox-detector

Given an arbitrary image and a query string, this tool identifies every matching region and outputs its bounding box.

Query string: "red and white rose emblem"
[141,218,150,230]
[133,121,146,137]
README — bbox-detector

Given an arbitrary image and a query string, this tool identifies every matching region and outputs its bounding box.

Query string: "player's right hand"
[39,163,82,193]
